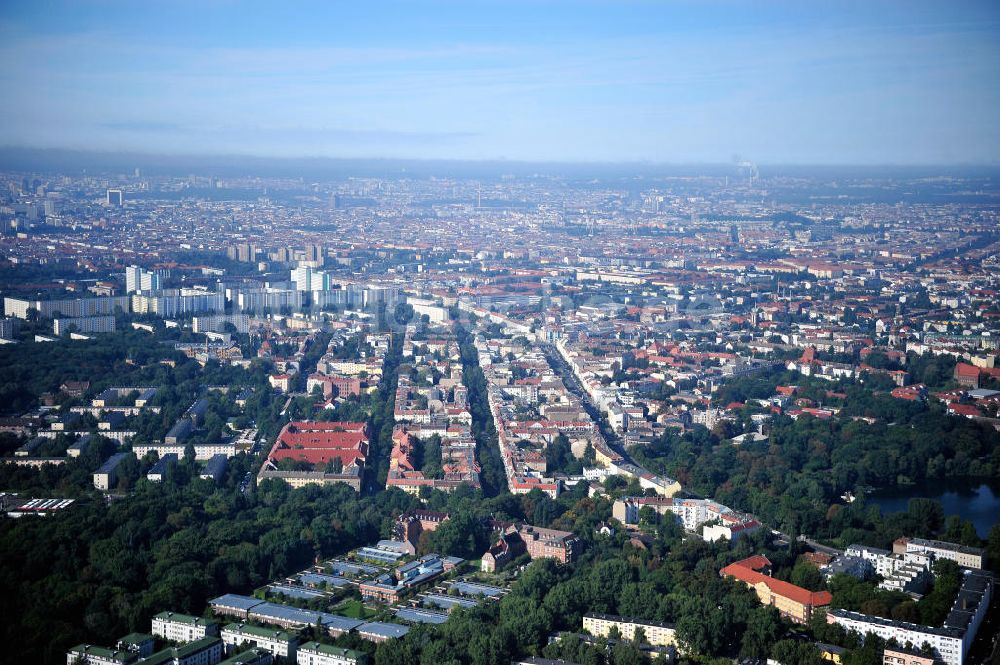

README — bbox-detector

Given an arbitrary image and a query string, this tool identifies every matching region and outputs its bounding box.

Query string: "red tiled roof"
[948,403,982,417]
[721,555,831,608]
[271,447,365,466]
[267,421,370,469]
[279,431,368,448]
[286,421,367,432]
[955,363,980,377]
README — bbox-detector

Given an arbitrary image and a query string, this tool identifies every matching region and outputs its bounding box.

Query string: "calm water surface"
[867,480,1000,538]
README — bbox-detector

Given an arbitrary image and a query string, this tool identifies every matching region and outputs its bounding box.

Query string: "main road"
[539,342,648,472]
[542,340,850,559]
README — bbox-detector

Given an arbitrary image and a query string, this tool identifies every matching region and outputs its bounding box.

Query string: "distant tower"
[107,189,124,207]
[733,155,759,187]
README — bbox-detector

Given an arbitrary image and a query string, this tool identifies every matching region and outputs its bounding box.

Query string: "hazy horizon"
[2,0,998,165]
[3,146,1000,177]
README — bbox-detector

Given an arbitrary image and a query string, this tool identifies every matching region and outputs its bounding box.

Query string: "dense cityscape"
[0,158,997,665]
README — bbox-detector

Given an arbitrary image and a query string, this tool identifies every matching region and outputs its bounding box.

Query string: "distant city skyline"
[1,0,998,165]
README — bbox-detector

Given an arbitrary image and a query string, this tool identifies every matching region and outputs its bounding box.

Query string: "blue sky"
[0,0,998,164]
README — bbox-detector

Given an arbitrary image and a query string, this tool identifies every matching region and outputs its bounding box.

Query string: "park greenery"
[630,371,1000,551]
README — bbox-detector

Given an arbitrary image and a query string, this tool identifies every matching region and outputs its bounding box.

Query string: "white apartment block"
[613,496,754,536]
[583,613,676,647]
[54,315,117,335]
[192,314,251,334]
[829,570,991,665]
[221,623,298,660]
[131,292,225,318]
[844,544,932,592]
[126,266,161,294]
[829,611,964,665]
[231,289,304,313]
[897,538,984,570]
[133,442,237,461]
[152,611,219,643]
[291,266,332,292]
[4,296,131,319]
[296,641,367,665]
[845,544,896,577]
[169,637,224,665]
[65,644,135,665]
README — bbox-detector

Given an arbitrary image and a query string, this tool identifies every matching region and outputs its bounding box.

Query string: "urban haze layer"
[0,155,998,665]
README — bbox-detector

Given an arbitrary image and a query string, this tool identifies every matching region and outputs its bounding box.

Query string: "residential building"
[134,442,237,461]
[117,634,155,658]
[517,524,580,564]
[219,649,273,665]
[828,570,992,665]
[132,291,225,318]
[151,612,220,643]
[841,544,932,593]
[54,315,117,335]
[200,454,228,482]
[4,295,131,320]
[126,266,161,294]
[291,266,332,292]
[66,644,138,665]
[68,636,226,665]
[0,316,20,340]
[192,315,251,334]
[355,622,409,643]
[295,642,368,665]
[255,468,362,491]
[883,646,940,665]
[146,636,224,665]
[894,538,985,570]
[146,453,178,482]
[265,421,369,469]
[93,452,130,491]
[221,623,298,660]
[613,496,759,541]
[582,613,677,647]
[482,523,579,572]
[953,363,981,388]
[721,555,832,624]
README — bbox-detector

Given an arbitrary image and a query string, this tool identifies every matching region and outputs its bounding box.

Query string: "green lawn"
[334,599,377,619]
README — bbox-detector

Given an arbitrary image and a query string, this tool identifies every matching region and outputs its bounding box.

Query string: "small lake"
[867,480,1000,538]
